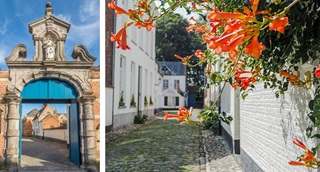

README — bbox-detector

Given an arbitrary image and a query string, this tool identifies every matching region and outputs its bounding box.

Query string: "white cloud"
[79,0,99,22]
[56,14,71,23]
[68,20,99,48]
[0,19,10,35]
[0,47,9,68]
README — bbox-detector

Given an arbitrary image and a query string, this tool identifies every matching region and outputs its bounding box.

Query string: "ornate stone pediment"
[28,2,70,61]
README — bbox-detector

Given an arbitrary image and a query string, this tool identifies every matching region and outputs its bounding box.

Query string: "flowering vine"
[108,0,320,168]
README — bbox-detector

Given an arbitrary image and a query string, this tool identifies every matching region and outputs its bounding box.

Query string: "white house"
[204,60,319,171]
[157,62,186,109]
[106,0,159,130]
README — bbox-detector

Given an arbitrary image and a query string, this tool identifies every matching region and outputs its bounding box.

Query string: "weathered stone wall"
[0,71,9,164]
[0,68,100,164]
[88,67,100,161]
[240,83,316,172]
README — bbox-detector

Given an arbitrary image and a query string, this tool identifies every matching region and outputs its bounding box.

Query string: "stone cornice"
[6,61,94,69]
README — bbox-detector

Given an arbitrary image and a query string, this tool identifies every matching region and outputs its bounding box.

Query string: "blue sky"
[0,0,100,70]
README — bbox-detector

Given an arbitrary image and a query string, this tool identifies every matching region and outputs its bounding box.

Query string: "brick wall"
[89,67,100,160]
[22,117,33,136]
[42,115,60,129]
[0,71,9,162]
[240,83,316,172]
[106,0,114,88]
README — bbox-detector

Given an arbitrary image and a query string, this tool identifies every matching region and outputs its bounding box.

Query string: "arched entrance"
[20,79,80,166]
[3,2,97,170]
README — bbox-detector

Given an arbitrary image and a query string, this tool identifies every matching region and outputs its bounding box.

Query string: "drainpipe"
[110,6,116,131]
[218,60,222,135]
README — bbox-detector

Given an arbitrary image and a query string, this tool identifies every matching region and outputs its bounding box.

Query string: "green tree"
[156,13,206,86]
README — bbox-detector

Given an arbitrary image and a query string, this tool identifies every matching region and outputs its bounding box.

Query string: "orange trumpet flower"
[289,139,318,168]
[174,54,191,64]
[289,161,312,168]
[269,16,289,34]
[279,70,302,85]
[108,0,128,16]
[195,50,206,60]
[208,11,247,21]
[163,107,193,125]
[110,22,130,50]
[245,34,265,58]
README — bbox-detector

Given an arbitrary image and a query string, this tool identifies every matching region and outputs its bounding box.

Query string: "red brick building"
[22,108,39,136]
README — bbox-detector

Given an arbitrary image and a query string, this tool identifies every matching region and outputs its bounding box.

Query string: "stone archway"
[3,2,97,170]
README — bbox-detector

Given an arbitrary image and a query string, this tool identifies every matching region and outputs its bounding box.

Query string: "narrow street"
[21,138,85,172]
[106,112,243,172]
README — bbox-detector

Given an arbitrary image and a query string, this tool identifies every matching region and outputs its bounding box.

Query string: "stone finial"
[72,45,96,62]
[5,44,27,62]
[45,2,53,16]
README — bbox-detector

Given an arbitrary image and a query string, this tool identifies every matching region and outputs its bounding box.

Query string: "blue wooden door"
[69,101,80,166]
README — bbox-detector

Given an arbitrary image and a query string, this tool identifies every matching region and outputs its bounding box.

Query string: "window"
[139,30,144,49]
[163,79,168,90]
[145,69,148,97]
[131,62,136,97]
[164,96,168,106]
[150,31,154,59]
[150,72,153,98]
[174,80,180,90]
[131,25,137,43]
[175,97,179,106]
[120,56,126,101]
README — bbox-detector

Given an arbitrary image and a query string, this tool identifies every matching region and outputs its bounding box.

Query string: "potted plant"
[130,94,136,107]
[149,96,153,105]
[144,96,148,106]
[119,91,125,107]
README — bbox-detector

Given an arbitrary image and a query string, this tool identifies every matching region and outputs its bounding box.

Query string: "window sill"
[118,106,126,109]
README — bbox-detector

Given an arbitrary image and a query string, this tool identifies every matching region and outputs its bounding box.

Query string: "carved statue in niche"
[43,35,56,60]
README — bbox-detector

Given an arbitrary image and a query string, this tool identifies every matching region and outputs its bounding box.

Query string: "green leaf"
[309,100,315,110]
[311,134,320,139]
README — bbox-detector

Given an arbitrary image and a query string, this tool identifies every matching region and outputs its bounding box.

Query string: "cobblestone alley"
[20,138,85,172]
[106,114,243,172]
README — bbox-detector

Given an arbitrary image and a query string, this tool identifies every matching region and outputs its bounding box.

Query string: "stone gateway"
[0,2,100,170]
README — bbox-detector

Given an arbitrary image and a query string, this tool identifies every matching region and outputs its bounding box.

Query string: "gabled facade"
[32,104,63,137]
[41,114,61,129]
[158,62,187,109]
[22,108,39,136]
[58,113,67,125]
[106,0,159,130]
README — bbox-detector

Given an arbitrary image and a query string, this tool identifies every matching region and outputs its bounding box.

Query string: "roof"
[57,113,67,117]
[25,108,39,117]
[41,113,60,122]
[162,88,183,97]
[158,61,186,75]
[33,104,51,121]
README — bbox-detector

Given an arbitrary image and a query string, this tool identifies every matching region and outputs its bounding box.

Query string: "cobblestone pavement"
[202,130,244,172]
[106,110,244,172]
[106,118,200,171]
[20,137,85,172]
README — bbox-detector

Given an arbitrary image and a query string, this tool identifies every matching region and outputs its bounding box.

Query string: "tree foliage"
[155,13,207,86]
[155,13,205,60]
